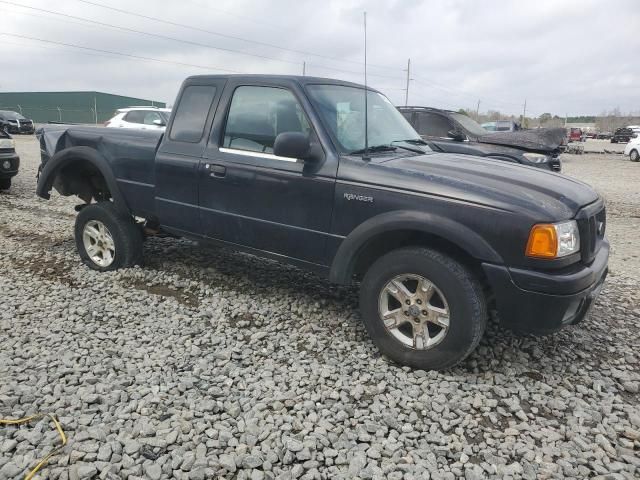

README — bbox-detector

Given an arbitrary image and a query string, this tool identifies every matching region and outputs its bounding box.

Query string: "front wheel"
[359,247,487,370]
[0,178,10,190]
[630,149,639,162]
[74,202,143,271]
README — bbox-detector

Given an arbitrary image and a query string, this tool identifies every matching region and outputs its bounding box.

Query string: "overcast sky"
[2,0,638,117]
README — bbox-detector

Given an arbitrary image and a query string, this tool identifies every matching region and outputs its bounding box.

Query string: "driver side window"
[223,86,311,154]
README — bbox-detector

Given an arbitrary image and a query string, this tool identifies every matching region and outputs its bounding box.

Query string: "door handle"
[206,164,226,177]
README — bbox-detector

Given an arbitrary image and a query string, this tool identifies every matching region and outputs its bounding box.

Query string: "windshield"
[306,84,422,154]
[450,113,488,137]
[0,111,25,120]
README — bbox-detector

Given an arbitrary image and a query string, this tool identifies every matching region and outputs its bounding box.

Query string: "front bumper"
[3,123,34,134]
[482,239,609,334]
[0,151,20,178]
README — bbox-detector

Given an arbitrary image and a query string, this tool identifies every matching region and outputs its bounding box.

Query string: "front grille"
[577,204,606,264]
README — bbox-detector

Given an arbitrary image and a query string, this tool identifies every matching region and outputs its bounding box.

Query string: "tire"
[74,202,143,271]
[630,149,639,162]
[0,178,10,190]
[359,247,487,370]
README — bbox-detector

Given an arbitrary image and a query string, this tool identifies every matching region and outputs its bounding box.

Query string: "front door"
[199,83,337,265]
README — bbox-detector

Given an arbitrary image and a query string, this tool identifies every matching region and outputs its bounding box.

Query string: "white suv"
[624,136,640,162]
[105,107,171,131]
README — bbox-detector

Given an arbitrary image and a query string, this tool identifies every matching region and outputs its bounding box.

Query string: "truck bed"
[38,125,163,217]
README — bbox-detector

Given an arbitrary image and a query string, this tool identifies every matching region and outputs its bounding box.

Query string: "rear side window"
[170,85,217,143]
[124,111,145,124]
[415,112,453,138]
[222,86,310,154]
[143,111,163,125]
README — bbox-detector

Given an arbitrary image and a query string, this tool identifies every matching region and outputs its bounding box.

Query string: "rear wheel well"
[53,159,111,204]
[351,230,489,289]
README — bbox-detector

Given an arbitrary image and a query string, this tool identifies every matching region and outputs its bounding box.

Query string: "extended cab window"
[170,85,217,143]
[415,112,453,138]
[223,86,310,155]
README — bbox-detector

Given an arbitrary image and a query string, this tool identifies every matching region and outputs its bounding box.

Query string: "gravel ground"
[1,137,638,480]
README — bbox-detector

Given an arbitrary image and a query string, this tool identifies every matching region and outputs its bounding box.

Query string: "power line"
[0,32,244,74]
[1,1,404,81]
[0,32,401,98]
[412,77,525,110]
[73,0,403,71]
[0,2,302,66]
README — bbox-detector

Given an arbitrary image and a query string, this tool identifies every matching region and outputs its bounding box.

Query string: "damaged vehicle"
[36,75,608,370]
[398,106,565,172]
[0,130,19,190]
[0,110,35,135]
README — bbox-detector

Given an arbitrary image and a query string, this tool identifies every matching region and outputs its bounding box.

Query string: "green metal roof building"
[0,91,167,124]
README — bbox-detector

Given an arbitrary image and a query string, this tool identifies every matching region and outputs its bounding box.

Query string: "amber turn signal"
[525,224,558,258]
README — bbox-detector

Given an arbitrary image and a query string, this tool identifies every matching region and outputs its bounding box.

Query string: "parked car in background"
[624,136,640,162]
[495,120,522,132]
[596,132,612,140]
[104,106,171,131]
[0,110,35,134]
[482,120,520,132]
[0,130,19,190]
[568,128,583,143]
[36,74,608,370]
[611,127,635,143]
[399,106,563,171]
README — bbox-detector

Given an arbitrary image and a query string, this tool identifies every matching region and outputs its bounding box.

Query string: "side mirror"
[274,132,312,160]
[447,130,466,141]
[152,119,165,126]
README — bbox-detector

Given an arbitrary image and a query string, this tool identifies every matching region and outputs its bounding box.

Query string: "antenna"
[363,11,370,161]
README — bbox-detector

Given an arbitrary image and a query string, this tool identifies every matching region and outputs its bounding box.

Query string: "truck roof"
[184,74,380,91]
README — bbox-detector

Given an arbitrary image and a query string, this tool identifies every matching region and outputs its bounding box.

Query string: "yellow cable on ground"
[0,413,67,480]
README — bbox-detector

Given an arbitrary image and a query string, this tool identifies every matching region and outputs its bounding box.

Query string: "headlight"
[2,160,11,170]
[525,220,580,259]
[0,138,15,149]
[522,152,550,163]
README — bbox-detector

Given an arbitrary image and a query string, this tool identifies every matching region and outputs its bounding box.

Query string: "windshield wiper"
[390,139,429,153]
[393,138,428,145]
[349,144,397,155]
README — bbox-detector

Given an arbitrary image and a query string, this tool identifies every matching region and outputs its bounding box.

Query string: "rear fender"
[36,146,129,215]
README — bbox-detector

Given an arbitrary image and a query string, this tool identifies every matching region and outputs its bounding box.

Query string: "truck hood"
[476,127,566,153]
[367,152,599,219]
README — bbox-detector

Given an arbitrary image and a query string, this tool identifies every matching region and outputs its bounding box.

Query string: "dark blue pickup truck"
[36,75,609,370]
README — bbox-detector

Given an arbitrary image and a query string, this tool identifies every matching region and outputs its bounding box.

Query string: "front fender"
[329,210,503,284]
[36,146,129,215]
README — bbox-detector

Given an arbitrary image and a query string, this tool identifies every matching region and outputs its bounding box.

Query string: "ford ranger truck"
[36,75,609,370]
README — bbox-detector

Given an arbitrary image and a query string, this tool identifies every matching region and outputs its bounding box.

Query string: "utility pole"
[94,96,98,124]
[302,61,306,76]
[57,107,62,122]
[522,99,527,126]
[404,58,411,107]
[475,100,480,119]
[17,104,22,115]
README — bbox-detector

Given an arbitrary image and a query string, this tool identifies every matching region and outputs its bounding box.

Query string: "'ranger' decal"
[344,193,374,203]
